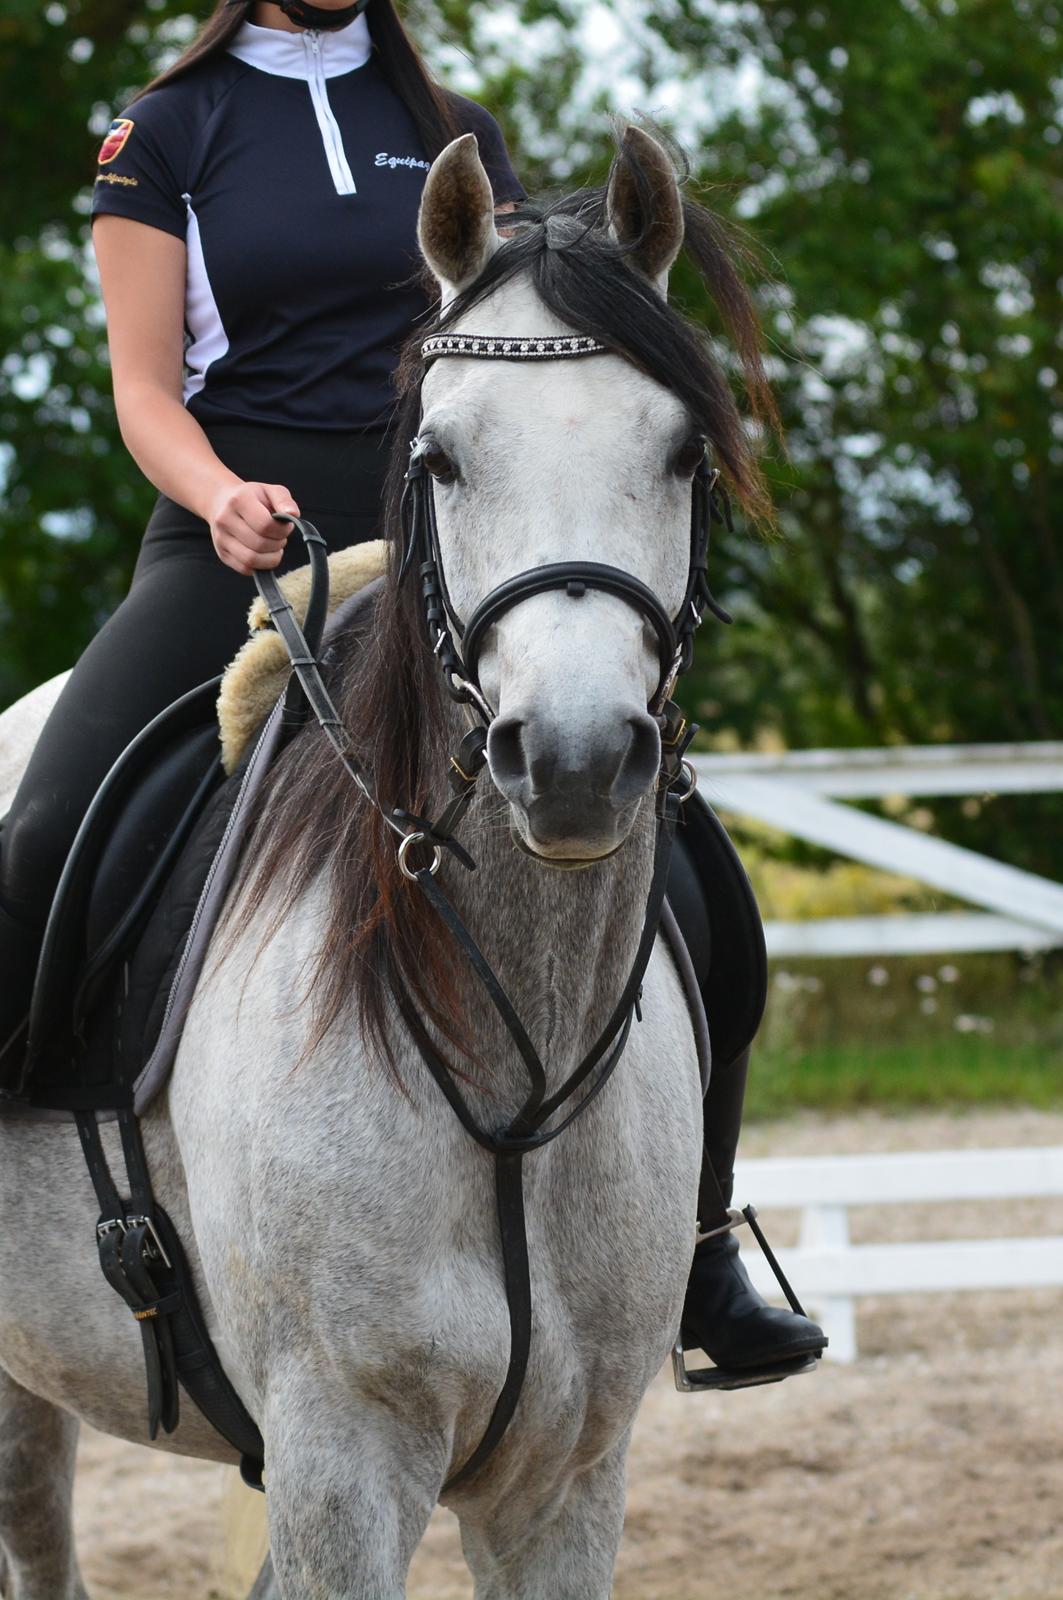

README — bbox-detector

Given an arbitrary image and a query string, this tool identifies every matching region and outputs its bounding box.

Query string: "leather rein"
[255,328,734,1491]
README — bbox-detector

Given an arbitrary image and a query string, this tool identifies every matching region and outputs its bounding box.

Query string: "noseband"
[399,330,733,723]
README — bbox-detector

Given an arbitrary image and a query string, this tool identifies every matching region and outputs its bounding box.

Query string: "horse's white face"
[417,132,696,862]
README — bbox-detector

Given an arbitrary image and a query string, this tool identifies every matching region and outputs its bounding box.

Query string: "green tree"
[0,0,199,700]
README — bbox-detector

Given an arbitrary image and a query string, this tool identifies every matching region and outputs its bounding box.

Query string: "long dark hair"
[225,125,780,1074]
[131,0,463,159]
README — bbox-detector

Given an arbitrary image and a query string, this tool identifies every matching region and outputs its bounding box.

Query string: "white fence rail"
[733,1146,1063,1362]
[691,741,1063,958]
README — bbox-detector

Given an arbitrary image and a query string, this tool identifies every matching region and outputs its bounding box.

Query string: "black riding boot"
[0,898,40,1098]
[667,809,826,1375]
[680,1048,827,1370]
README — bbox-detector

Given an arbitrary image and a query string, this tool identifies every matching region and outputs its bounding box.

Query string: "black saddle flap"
[26,676,226,1072]
[673,790,767,1070]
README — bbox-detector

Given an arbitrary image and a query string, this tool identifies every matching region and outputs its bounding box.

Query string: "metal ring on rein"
[672,759,699,804]
[397,831,443,882]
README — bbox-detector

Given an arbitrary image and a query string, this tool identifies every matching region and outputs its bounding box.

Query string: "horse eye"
[423,444,458,485]
[673,434,707,477]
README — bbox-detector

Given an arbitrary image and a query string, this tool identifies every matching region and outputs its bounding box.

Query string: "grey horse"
[0,125,760,1597]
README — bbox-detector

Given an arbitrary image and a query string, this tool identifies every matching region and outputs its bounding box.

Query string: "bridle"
[398,330,734,732]
[255,326,735,1491]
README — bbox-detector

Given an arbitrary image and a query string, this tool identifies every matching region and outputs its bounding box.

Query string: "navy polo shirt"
[90,15,527,433]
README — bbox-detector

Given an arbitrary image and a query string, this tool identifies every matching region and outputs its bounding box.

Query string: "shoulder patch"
[98,118,135,165]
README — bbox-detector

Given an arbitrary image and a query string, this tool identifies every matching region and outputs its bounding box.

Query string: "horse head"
[411,126,708,862]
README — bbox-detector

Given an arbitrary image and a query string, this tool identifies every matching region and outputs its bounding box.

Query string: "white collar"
[227,15,372,79]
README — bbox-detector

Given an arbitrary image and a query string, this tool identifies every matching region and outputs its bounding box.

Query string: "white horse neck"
[417,710,659,1101]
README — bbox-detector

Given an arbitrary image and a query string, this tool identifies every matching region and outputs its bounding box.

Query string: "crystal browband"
[421,332,610,364]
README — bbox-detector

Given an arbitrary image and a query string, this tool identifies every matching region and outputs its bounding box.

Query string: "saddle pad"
[218,539,387,774]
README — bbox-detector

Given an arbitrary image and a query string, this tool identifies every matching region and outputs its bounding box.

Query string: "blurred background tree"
[2,0,1061,872]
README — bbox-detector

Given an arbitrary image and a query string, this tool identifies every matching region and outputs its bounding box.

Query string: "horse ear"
[418,132,502,303]
[605,124,684,296]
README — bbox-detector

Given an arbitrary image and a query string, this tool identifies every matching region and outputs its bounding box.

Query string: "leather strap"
[445,1153,531,1487]
[399,428,734,717]
[462,561,678,711]
[74,1108,266,1483]
[394,787,683,1490]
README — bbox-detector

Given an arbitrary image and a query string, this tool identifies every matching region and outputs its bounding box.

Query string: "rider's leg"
[0,423,390,1093]
[682,1044,827,1368]
[0,533,261,1089]
[666,828,827,1369]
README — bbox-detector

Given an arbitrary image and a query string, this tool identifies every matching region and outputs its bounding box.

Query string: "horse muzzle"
[487,706,661,860]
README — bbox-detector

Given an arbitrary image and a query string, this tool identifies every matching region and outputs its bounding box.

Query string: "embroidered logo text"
[375,152,431,172]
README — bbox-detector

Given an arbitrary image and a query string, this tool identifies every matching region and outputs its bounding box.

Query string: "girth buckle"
[125,1213,173,1269]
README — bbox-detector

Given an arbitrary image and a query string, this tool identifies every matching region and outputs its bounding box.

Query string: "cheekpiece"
[421,332,610,365]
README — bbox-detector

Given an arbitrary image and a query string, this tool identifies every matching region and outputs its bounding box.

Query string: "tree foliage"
[2,0,1060,868]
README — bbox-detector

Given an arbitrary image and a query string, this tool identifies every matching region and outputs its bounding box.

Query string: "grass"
[746,1036,1063,1120]
[744,951,1063,1116]
[700,815,1063,1119]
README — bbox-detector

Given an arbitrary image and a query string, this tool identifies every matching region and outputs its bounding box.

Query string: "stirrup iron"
[672,1202,824,1394]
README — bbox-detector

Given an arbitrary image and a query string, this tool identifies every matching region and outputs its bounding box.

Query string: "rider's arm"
[91,214,297,574]
[91,214,237,522]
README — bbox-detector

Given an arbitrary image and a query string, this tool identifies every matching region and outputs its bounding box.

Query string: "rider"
[0,0,825,1379]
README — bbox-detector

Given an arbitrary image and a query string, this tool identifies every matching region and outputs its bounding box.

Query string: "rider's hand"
[207,481,301,576]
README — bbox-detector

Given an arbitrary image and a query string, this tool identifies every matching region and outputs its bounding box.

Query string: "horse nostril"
[487,716,526,787]
[613,714,662,806]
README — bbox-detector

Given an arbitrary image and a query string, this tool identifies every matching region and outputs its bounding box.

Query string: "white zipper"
[302,30,357,195]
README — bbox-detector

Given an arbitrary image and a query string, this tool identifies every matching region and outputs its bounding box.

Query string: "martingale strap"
[396,784,684,1490]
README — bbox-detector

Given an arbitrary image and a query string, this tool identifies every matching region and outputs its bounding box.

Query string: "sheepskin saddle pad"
[13,546,386,1118]
[217,539,387,774]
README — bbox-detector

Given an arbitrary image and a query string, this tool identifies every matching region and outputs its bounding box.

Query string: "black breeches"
[1,422,392,930]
